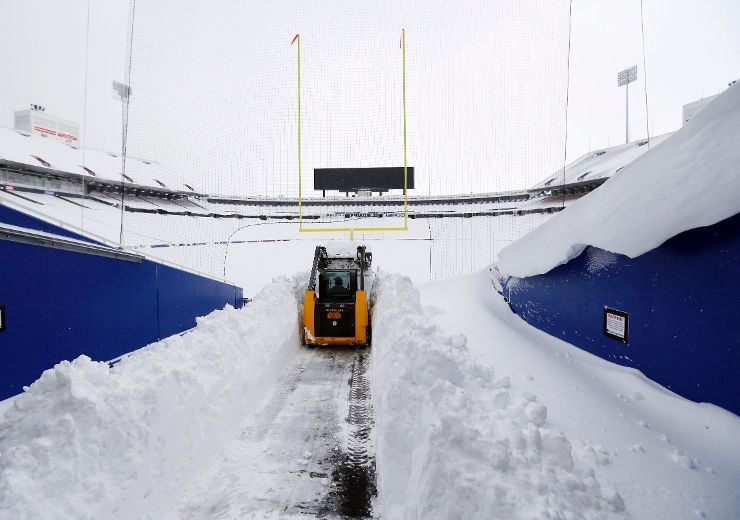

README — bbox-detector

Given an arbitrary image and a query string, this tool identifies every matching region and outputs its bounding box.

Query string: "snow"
[0,173,554,284]
[0,126,197,192]
[223,215,549,295]
[1,254,738,518]
[170,346,376,519]
[372,273,627,519]
[416,269,740,519]
[1,4,735,517]
[532,133,672,188]
[497,83,740,278]
[0,277,301,520]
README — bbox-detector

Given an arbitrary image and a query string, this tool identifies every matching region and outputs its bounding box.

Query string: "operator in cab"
[327,274,350,295]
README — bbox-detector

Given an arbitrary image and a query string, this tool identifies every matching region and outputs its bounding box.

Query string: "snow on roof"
[0,127,197,192]
[532,133,672,189]
[498,82,740,279]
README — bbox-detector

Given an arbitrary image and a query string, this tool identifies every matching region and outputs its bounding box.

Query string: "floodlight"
[617,65,637,87]
[617,65,638,143]
[112,81,132,101]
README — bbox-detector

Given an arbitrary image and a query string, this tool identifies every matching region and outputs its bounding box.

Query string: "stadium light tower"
[617,65,637,144]
[112,81,132,103]
[112,80,132,158]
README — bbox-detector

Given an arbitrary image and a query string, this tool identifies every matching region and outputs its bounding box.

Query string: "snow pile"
[0,277,300,520]
[498,82,740,278]
[371,273,627,519]
[533,133,672,188]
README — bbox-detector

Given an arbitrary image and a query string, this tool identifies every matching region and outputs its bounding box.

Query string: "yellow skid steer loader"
[303,245,372,346]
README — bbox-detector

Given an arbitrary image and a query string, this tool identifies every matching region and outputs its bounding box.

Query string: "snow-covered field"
[222,214,550,295]
[0,183,551,285]
[1,257,738,519]
[2,0,738,516]
[3,84,740,516]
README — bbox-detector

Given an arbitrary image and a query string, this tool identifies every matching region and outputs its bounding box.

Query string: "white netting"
[118,0,571,281]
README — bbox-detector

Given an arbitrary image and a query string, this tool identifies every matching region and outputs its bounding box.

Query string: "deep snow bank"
[371,273,627,519]
[0,277,300,520]
[419,270,740,519]
[497,82,740,278]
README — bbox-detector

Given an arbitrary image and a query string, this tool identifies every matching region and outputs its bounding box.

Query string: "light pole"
[617,65,637,144]
[112,80,132,245]
[112,80,132,158]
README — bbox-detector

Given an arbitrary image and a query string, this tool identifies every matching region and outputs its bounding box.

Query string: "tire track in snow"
[318,352,376,518]
[173,347,376,519]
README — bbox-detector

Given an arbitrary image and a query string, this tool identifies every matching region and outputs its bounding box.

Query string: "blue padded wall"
[501,212,740,415]
[157,263,243,339]
[0,238,243,400]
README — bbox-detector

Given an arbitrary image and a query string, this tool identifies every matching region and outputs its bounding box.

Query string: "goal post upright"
[291,33,303,230]
[295,30,409,235]
[402,28,408,231]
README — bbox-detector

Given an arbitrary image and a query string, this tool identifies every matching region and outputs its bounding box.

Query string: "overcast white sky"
[1,0,738,191]
[0,0,129,151]
[568,0,740,153]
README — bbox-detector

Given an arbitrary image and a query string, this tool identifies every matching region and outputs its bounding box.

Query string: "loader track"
[318,351,376,517]
[175,347,376,519]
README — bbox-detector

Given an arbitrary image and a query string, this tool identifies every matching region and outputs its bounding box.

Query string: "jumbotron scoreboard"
[314,167,414,194]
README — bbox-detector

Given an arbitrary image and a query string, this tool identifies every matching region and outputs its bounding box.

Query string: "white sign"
[604,308,628,342]
[606,313,624,336]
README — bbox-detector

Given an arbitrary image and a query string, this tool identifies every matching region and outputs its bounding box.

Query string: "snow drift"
[371,273,627,519]
[0,277,300,520]
[497,82,740,279]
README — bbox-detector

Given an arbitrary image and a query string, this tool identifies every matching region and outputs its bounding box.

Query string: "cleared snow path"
[173,347,376,519]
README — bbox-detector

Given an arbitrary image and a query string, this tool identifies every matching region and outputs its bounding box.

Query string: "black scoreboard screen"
[313,167,414,192]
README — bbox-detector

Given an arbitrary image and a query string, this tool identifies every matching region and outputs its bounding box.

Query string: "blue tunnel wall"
[501,212,740,415]
[0,204,244,401]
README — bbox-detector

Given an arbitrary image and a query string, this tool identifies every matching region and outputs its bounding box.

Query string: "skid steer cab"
[303,245,373,347]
